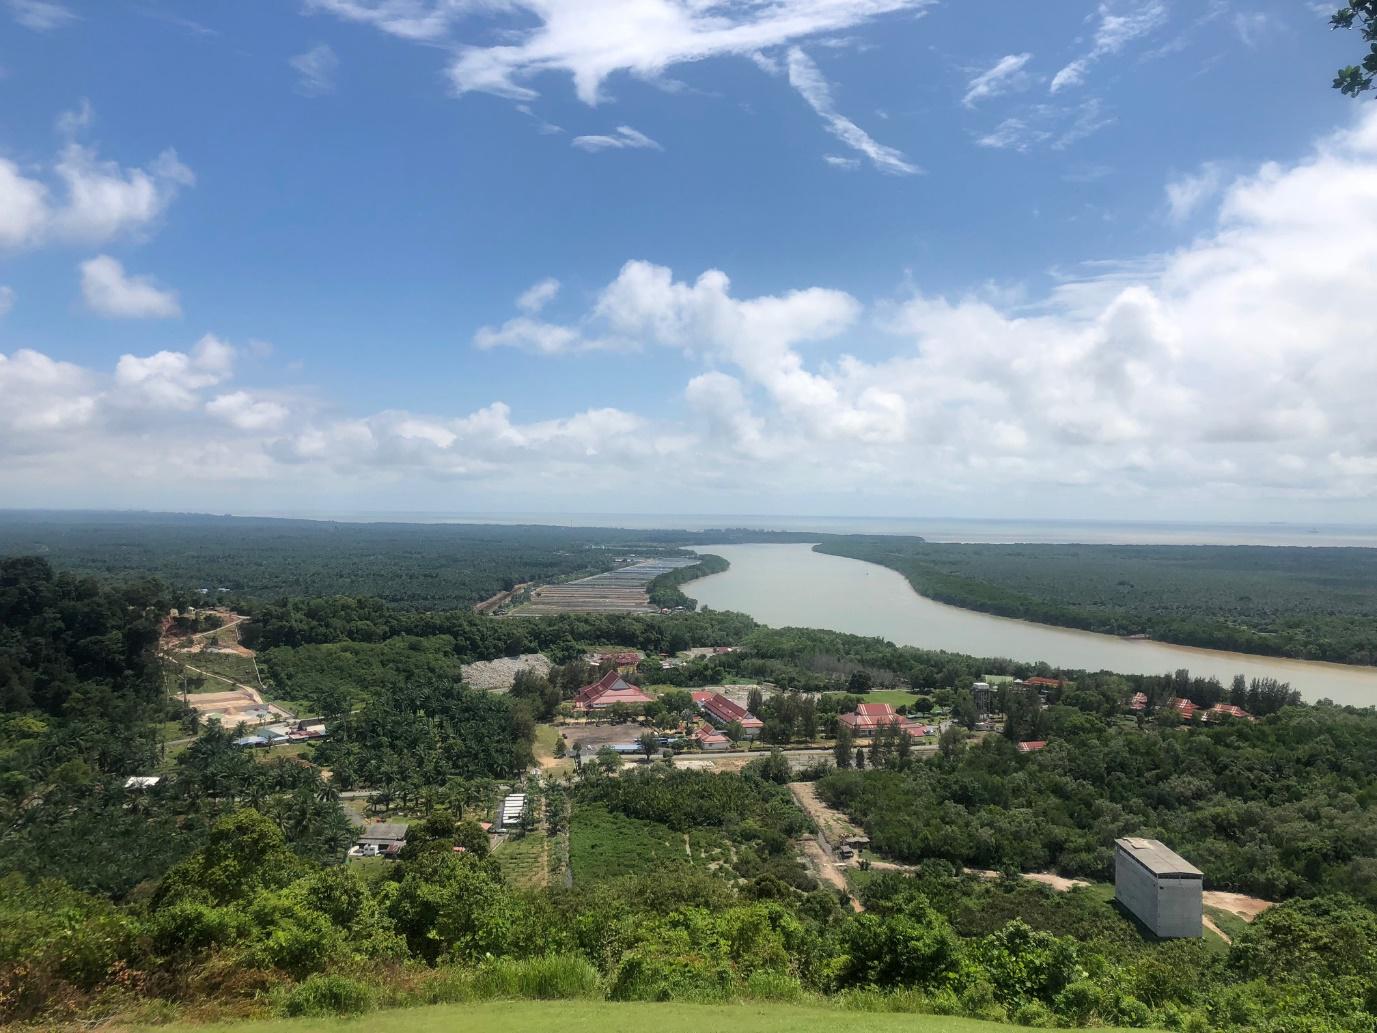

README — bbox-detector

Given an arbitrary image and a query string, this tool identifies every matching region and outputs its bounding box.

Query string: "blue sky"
[2,0,1375,522]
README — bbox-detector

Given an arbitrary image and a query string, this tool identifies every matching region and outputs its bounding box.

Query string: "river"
[684,543,1377,707]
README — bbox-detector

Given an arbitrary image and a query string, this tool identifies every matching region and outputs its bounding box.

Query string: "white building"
[1114,837,1203,938]
[500,793,527,828]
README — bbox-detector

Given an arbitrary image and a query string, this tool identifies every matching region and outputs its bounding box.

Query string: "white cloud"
[785,48,919,175]
[976,118,1048,152]
[571,125,662,152]
[79,255,181,318]
[963,52,1033,107]
[6,0,75,31]
[1165,162,1223,222]
[0,286,12,316]
[113,334,234,410]
[8,110,1377,512]
[0,125,193,252]
[823,154,860,169]
[473,316,586,354]
[0,160,51,249]
[975,99,1111,152]
[55,98,93,136]
[1051,1,1169,93]
[516,277,560,313]
[291,43,339,96]
[205,391,289,431]
[310,0,935,105]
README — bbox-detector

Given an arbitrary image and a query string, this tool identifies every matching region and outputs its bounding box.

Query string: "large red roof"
[574,670,652,708]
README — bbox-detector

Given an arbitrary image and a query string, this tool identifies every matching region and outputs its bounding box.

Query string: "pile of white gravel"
[461,653,553,692]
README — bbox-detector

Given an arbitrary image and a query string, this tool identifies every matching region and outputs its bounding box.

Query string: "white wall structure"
[1114,837,1203,938]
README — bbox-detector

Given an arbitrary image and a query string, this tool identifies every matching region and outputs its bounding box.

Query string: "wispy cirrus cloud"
[963,52,1033,107]
[785,47,919,175]
[5,0,75,31]
[1051,1,1169,93]
[290,43,339,96]
[571,125,662,153]
[308,0,936,105]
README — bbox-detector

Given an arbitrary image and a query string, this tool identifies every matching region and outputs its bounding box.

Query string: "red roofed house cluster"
[837,702,929,739]
[1017,740,1048,753]
[573,670,653,711]
[698,692,764,738]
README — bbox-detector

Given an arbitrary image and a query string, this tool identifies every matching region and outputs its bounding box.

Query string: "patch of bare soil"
[1202,890,1273,921]
[789,781,860,845]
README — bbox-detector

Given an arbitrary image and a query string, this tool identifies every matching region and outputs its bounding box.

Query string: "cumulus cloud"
[0,125,193,251]
[963,52,1033,107]
[79,255,180,318]
[785,48,919,175]
[6,0,75,31]
[291,43,339,96]
[8,109,1377,511]
[113,334,234,410]
[309,0,935,105]
[571,125,662,152]
[1051,1,1168,93]
[205,391,289,431]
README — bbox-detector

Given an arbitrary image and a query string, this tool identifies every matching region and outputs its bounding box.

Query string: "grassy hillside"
[135,999,1157,1033]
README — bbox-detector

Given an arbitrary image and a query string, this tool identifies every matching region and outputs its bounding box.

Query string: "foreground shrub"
[279,973,375,1016]
[471,955,601,1000]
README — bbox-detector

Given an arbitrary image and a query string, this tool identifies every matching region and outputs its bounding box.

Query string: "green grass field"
[569,803,727,881]
[138,999,1149,1033]
[169,649,263,688]
[495,831,550,889]
[863,690,920,706]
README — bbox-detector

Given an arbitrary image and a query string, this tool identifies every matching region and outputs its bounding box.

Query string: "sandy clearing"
[1202,890,1273,921]
[789,781,861,845]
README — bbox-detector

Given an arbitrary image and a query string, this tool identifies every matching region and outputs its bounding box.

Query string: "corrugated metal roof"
[1115,837,1203,877]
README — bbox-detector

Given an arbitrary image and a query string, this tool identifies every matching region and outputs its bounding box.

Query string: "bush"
[471,954,601,1000]
[741,969,807,1002]
[279,973,375,1016]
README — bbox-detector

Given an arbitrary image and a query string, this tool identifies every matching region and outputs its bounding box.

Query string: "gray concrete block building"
[1114,837,1203,938]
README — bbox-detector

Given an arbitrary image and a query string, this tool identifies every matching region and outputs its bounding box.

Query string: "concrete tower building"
[1114,837,1203,938]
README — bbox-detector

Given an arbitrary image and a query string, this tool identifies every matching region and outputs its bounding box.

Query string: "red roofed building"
[1205,703,1254,722]
[699,692,764,738]
[574,670,653,711]
[694,723,731,751]
[1129,692,1148,712]
[1167,697,1198,720]
[837,702,928,739]
[1017,740,1048,753]
[690,690,716,705]
[1024,676,1066,689]
[593,650,643,672]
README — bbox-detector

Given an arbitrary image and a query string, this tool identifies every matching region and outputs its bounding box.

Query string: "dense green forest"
[818,537,1377,665]
[0,511,827,610]
[4,554,1377,1031]
[819,698,1377,902]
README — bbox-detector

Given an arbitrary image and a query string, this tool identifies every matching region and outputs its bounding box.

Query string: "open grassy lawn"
[863,689,920,706]
[569,803,727,882]
[135,999,1156,1033]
